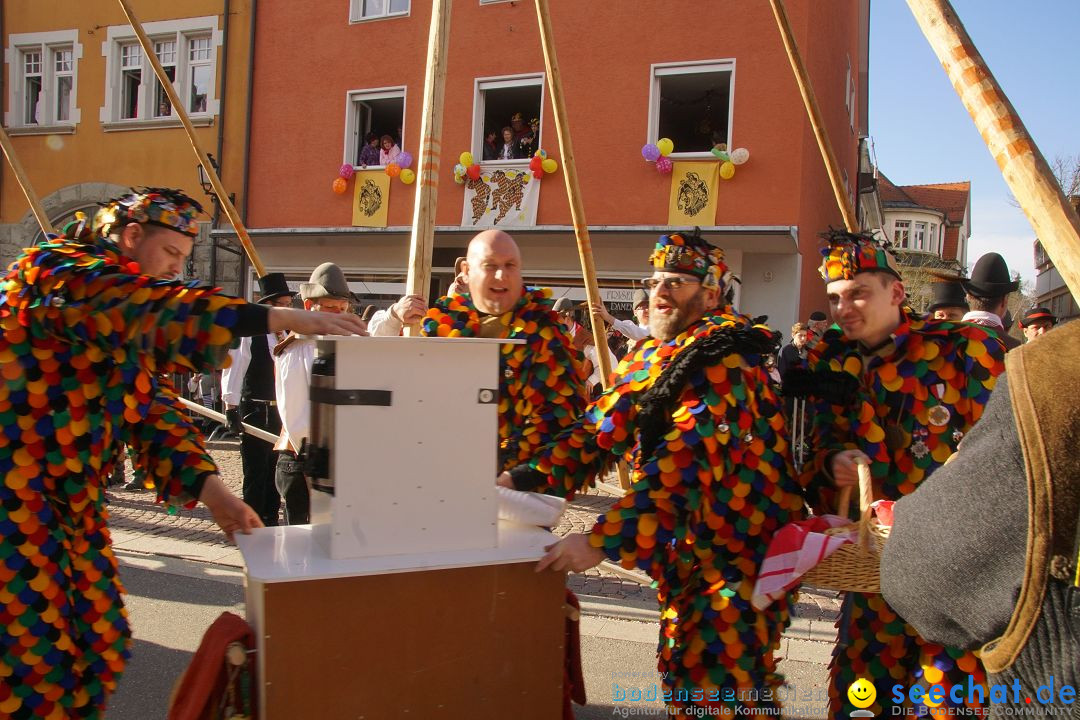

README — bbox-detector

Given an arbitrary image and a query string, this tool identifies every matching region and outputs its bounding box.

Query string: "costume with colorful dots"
[801,310,1006,719]
[520,310,805,715]
[421,287,589,472]
[0,221,245,718]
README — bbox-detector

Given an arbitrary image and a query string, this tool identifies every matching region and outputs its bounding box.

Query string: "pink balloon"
[655,157,673,174]
[339,164,355,180]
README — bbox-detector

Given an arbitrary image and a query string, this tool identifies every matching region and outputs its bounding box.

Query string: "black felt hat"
[256,272,297,304]
[1019,306,1057,328]
[928,279,969,312]
[961,253,1019,297]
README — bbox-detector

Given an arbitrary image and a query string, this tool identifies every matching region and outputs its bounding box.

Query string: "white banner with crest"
[460,163,541,228]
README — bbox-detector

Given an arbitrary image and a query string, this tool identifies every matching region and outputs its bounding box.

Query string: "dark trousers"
[240,401,282,526]
[275,450,310,525]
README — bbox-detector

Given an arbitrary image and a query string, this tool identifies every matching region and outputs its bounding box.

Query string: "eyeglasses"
[642,276,702,292]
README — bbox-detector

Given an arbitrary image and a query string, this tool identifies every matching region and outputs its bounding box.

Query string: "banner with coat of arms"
[668,162,719,226]
[352,170,390,227]
[461,163,541,228]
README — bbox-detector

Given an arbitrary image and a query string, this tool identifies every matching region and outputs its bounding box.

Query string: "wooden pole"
[116,0,267,278]
[403,0,452,336]
[535,0,631,490]
[768,0,860,233]
[0,126,56,235]
[905,0,1080,299]
[178,397,278,444]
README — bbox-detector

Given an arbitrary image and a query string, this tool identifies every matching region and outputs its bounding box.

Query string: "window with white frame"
[893,220,910,248]
[102,17,218,125]
[473,75,543,163]
[650,61,734,155]
[351,0,409,22]
[928,222,938,254]
[845,56,856,130]
[344,88,406,167]
[6,30,81,128]
[912,221,927,251]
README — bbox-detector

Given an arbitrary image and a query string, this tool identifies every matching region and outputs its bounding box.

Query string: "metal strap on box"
[309,388,392,406]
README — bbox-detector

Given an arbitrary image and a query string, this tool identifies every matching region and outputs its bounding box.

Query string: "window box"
[350,0,410,23]
[344,87,407,168]
[472,74,544,164]
[6,30,81,128]
[648,60,735,157]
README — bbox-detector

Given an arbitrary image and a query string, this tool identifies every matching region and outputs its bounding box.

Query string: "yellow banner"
[352,171,390,227]
[668,162,719,226]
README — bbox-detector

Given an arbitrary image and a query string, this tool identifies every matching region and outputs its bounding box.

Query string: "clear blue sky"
[869,0,1080,285]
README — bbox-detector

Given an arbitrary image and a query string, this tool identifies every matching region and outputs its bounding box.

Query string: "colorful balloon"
[397,151,414,169]
[459,151,474,167]
[541,158,557,174]
[641,144,661,162]
[532,169,545,180]
[719,161,736,180]
[710,147,730,162]
[332,177,348,194]
[655,157,674,175]
[730,147,750,165]
[386,163,401,178]
[466,164,482,181]
[339,164,355,180]
[529,156,543,172]
[400,168,416,184]
[454,163,466,176]
[656,138,674,157]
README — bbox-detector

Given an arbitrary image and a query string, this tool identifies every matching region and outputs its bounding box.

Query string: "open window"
[473,75,543,163]
[351,0,410,22]
[649,60,734,156]
[6,30,80,129]
[344,87,406,168]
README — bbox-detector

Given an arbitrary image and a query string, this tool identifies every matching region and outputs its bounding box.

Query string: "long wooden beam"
[906,0,1080,300]
[403,0,452,335]
[116,0,267,278]
[0,126,56,235]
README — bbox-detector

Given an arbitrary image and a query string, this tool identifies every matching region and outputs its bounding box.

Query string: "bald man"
[371,229,590,472]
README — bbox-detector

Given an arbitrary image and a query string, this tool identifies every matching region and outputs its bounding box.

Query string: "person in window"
[497,126,519,160]
[482,130,499,161]
[510,111,530,142]
[358,132,381,167]
[519,118,540,159]
[379,134,401,166]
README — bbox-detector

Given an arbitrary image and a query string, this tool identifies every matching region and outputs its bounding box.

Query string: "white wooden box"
[307,336,506,559]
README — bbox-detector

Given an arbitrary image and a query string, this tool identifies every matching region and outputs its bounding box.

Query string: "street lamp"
[196,153,220,199]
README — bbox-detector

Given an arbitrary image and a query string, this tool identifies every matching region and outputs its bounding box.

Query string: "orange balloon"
[331,177,347,194]
[385,163,402,178]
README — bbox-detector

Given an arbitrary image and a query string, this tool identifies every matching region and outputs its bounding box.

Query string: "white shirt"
[367,308,402,337]
[220,333,279,407]
[273,336,315,453]
[961,310,1004,331]
[610,317,649,341]
[585,344,618,389]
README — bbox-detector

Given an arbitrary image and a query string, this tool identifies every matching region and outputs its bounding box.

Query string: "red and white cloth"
[751,502,894,610]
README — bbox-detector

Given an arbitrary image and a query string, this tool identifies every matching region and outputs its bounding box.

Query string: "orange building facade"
[1,0,254,292]
[234,0,870,328]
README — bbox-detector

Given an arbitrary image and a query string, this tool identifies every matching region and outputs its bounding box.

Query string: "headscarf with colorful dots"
[93,187,204,238]
[818,228,901,282]
[649,228,728,290]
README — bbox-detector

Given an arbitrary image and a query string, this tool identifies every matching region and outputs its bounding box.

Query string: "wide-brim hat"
[553,297,575,313]
[927,278,969,312]
[1019,306,1057,328]
[632,289,648,308]
[257,272,297,304]
[299,262,358,302]
[961,253,1019,297]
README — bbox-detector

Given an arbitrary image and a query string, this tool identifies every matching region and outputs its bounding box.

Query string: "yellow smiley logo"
[848,678,877,709]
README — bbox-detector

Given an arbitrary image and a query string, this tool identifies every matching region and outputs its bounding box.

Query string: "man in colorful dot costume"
[503,230,805,717]
[381,229,589,473]
[800,229,1006,719]
[0,188,366,719]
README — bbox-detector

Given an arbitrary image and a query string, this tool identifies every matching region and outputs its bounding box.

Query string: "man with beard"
[799,230,1006,720]
[501,230,804,717]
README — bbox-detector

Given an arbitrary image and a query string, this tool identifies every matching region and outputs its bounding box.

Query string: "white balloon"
[731,147,750,165]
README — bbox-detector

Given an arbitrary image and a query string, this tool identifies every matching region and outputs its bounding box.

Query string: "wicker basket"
[802,463,891,593]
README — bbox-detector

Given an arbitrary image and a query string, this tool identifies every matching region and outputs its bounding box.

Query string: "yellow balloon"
[400,168,416,185]
[459,151,474,167]
[541,158,557,174]
[719,161,736,180]
[657,138,674,156]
